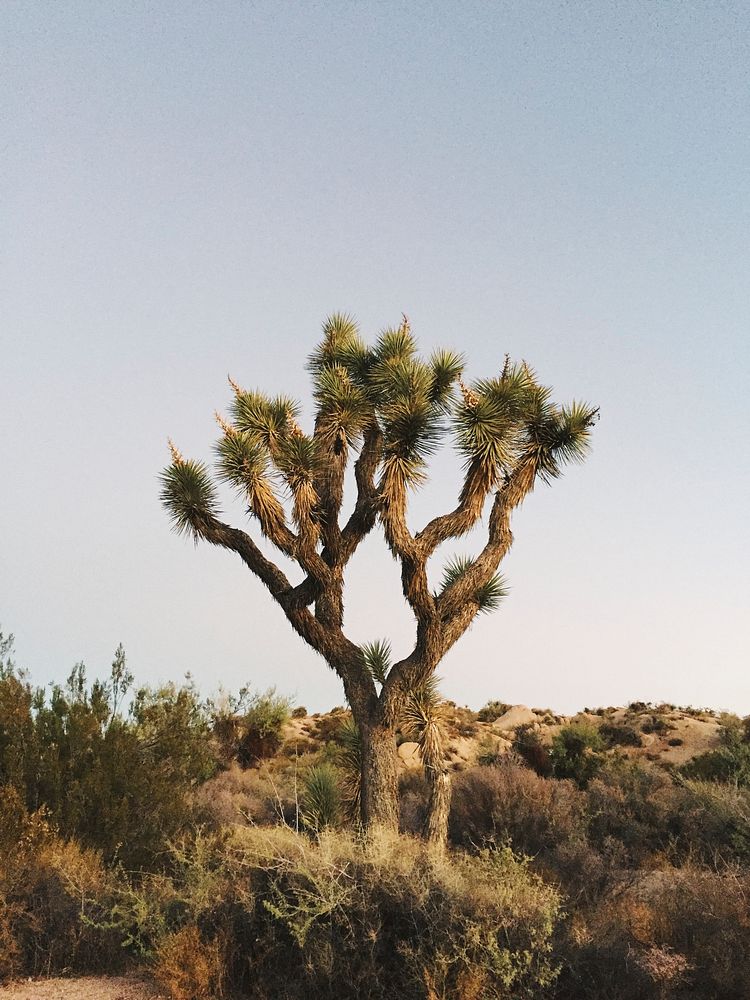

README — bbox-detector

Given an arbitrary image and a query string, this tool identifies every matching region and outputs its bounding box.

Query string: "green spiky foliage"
[439,556,508,615]
[301,763,341,832]
[335,717,363,822]
[159,458,220,541]
[361,639,392,686]
[402,675,445,752]
[161,312,597,835]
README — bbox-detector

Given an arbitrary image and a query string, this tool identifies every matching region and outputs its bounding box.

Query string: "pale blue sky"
[2,1,749,713]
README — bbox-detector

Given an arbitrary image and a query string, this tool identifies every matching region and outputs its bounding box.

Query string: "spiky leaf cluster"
[439,555,508,614]
[230,389,299,454]
[454,361,596,492]
[214,427,286,535]
[313,363,372,446]
[307,312,369,378]
[160,459,220,541]
[361,639,392,685]
[402,675,447,770]
[335,717,363,821]
[370,327,450,494]
[215,429,271,497]
[301,763,341,831]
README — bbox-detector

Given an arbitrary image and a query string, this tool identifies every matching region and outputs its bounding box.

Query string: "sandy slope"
[0,978,164,1000]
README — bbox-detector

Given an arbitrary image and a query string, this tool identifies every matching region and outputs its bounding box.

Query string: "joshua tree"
[161,313,597,832]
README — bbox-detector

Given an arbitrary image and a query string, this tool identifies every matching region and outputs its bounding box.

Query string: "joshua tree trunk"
[359,719,399,832]
[423,761,452,849]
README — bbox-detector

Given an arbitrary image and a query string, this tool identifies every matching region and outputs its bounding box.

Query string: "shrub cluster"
[448,755,750,998]
[143,827,562,1000]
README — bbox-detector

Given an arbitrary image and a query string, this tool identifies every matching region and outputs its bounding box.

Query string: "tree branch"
[416,456,495,556]
[435,456,536,635]
[202,517,377,715]
[340,422,382,560]
[379,479,436,624]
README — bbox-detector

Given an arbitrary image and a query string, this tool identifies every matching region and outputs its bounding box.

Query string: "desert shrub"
[678,705,715,720]
[237,688,293,764]
[640,716,674,736]
[560,865,750,999]
[476,700,511,723]
[682,744,750,786]
[513,724,552,776]
[242,688,293,737]
[235,827,561,999]
[155,924,226,1000]
[599,722,642,748]
[291,706,308,719]
[553,891,663,1000]
[668,780,750,865]
[0,667,35,795]
[449,764,585,858]
[475,733,506,767]
[0,650,217,870]
[648,865,750,998]
[444,704,479,738]
[682,725,750,787]
[301,764,341,831]
[550,724,605,788]
[309,707,352,745]
[545,835,629,908]
[0,785,124,982]
[192,762,296,828]
[584,761,675,864]
[112,826,561,999]
[627,701,651,714]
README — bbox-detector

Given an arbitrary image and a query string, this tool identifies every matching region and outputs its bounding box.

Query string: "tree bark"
[423,764,452,850]
[359,719,399,832]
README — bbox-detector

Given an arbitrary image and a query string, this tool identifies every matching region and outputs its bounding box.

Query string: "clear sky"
[2,1,749,714]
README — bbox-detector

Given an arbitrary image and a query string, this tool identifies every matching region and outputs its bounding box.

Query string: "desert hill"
[281,699,722,772]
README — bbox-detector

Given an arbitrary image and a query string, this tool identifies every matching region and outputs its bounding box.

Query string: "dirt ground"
[0,978,164,1000]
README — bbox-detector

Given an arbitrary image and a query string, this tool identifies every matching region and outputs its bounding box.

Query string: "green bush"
[237,688,293,764]
[682,744,750,785]
[476,700,511,723]
[475,733,506,767]
[584,760,674,864]
[669,780,750,865]
[0,648,217,869]
[640,715,674,736]
[599,722,642,748]
[550,723,605,788]
[513,724,553,776]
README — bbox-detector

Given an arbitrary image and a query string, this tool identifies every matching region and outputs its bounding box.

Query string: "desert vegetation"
[2,627,750,999]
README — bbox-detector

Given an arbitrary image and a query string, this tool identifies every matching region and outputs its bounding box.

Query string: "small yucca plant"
[301,764,341,832]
